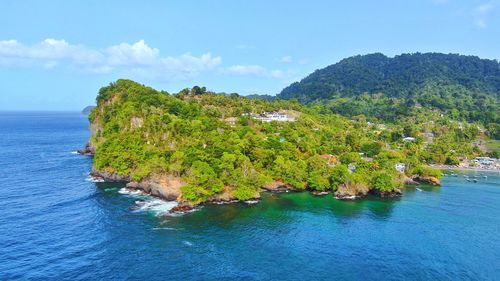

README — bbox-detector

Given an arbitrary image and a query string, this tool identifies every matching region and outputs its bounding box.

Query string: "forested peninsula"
[80,53,500,212]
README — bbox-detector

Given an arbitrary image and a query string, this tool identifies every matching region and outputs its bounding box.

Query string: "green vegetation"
[89,79,487,204]
[278,53,499,127]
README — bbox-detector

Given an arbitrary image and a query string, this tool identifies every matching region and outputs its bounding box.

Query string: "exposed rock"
[311,191,329,196]
[262,180,299,193]
[126,174,184,201]
[371,188,403,198]
[404,176,419,185]
[78,143,95,156]
[169,202,195,214]
[413,176,441,186]
[130,117,144,128]
[334,182,370,199]
[90,169,130,182]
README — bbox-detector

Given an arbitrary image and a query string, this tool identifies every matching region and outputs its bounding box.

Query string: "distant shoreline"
[430,165,500,173]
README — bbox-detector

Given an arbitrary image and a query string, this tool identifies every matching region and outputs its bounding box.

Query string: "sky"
[0,0,499,110]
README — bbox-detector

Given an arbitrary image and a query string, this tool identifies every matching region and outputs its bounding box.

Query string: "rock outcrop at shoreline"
[77,143,95,156]
[87,168,429,213]
[334,182,370,199]
[90,169,130,182]
[261,180,300,193]
[92,170,260,213]
[412,175,441,186]
[370,188,403,198]
[126,174,184,201]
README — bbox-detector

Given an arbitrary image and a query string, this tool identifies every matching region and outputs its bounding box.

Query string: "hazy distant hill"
[82,105,95,115]
[278,53,499,123]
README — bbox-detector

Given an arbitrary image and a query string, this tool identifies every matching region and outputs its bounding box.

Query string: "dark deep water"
[1,112,499,280]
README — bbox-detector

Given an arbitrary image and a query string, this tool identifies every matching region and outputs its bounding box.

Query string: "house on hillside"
[395,163,405,173]
[250,111,295,122]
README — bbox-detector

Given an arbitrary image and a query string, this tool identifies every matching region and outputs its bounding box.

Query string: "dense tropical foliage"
[278,53,499,127]
[87,79,491,204]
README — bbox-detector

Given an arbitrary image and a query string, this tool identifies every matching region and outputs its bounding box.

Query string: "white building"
[250,111,295,122]
[395,163,405,173]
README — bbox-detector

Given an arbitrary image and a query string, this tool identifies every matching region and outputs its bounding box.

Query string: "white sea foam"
[118,188,144,195]
[152,227,178,231]
[132,198,178,215]
[86,175,104,182]
[335,195,357,200]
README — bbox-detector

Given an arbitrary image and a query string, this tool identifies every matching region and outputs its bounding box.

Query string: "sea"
[1,111,499,280]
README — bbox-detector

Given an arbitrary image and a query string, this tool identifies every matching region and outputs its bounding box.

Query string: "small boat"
[416,188,423,192]
[473,179,478,183]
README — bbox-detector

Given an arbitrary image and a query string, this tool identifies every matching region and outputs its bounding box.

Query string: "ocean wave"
[132,197,178,215]
[86,174,104,183]
[118,187,145,196]
[152,227,178,231]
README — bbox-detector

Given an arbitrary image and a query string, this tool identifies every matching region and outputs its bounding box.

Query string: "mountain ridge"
[278,52,499,123]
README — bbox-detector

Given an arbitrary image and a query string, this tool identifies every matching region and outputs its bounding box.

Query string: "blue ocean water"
[1,112,499,280]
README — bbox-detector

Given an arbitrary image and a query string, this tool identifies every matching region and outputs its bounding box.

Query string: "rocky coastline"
[88,165,441,213]
[77,143,95,156]
[83,134,440,212]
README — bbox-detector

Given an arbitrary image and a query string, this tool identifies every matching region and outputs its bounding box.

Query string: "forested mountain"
[278,53,499,124]
[88,80,489,206]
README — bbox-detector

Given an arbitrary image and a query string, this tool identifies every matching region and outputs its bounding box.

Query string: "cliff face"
[126,174,184,201]
[334,182,370,199]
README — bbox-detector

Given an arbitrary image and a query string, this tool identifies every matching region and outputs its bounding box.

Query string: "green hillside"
[278,53,499,125]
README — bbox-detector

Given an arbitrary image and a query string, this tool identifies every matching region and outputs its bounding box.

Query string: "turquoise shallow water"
[1,112,499,280]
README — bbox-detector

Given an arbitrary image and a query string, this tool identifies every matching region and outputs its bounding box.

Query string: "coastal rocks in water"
[334,183,369,199]
[311,191,329,196]
[370,188,403,198]
[78,143,95,156]
[169,203,195,214]
[126,174,184,201]
[403,176,419,185]
[90,169,130,182]
[262,180,299,193]
[413,176,441,186]
[207,186,260,204]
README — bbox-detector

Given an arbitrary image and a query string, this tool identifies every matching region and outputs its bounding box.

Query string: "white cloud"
[225,64,291,79]
[0,38,221,80]
[473,2,497,28]
[475,18,487,28]
[280,56,293,63]
[476,3,495,14]
[226,65,267,76]
[106,40,159,66]
[269,70,285,78]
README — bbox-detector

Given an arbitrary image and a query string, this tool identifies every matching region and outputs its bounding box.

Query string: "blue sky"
[0,0,499,110]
